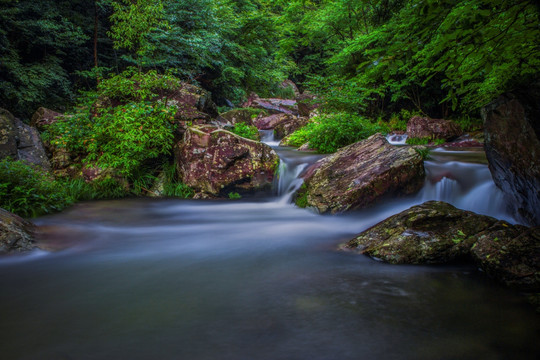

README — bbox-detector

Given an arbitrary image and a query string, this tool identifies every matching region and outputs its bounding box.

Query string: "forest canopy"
[0,0,538,119]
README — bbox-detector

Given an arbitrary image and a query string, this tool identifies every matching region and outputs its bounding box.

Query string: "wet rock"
[0,208,36,254]
[344,201,497,264]
[343,201,540,292]
[407,116,462,141]
[254,113,293,130]
[30,107,63,131]
[296,133,425,213]
[176,126,279,197]
[482,93,540,226]
[471,223,540,291]
[0,108,51,171]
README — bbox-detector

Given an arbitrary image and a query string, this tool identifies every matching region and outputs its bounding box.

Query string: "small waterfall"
[259,129,280,147]
[419,160,514,222]
[275,160,309,203]
[386,133,408,145]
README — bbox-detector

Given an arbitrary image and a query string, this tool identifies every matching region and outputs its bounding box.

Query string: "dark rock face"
[296,133,425,213]
[407,116,462,141]
[0,208,36,254]
[345,201,497,264]
[472,222,540,291]
[343,201,540,292]
[482,94,540,226]
[175,126,279,197]
[0,108,51,171]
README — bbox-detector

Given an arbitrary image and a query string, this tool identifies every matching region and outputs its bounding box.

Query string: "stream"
[0,133,538,359]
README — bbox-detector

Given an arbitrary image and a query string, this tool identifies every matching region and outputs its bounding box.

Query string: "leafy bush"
[452,115,483,132]
[406,137,430,145]
[231,122,259,140]
[288,113,387,153]
[0,159,74,218]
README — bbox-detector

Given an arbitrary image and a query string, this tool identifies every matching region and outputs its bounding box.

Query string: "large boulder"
[175,126,279,197]
[344,201,497,264]
[482,93,540,226]
[295,133,425,213]
[0,208,36,254]
[407,116,462,141]
[0,108,51,171]
[343,201,540,292]
[253,113,298,131]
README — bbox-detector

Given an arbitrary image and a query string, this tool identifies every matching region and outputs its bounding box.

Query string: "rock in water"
[471,222,540,291]
[176,126,279,197]
[406,116,462,141]
[0,208,36,254]
[343,201,540,292]
[344,201,497,264]
[296,133,425,213]
[482,93,540,226]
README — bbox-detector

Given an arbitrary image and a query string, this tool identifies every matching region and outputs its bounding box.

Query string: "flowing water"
[1,133,538,359]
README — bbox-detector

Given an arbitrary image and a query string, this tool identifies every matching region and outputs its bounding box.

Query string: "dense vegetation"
[1,0,539,215]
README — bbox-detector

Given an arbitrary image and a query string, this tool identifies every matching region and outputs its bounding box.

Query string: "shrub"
[0,159,74,217]
[228,192,241,199]
[161,162,194,198]
[287,112,387,153]
[231,122,259,140]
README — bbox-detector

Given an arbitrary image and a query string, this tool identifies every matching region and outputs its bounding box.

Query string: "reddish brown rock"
[407,116,462,141]
[176,127,279,196]
[30,107,63,130]
[244,93,298,115]
[296,133,425,213]
[0,208,36,254]
[254,113,294,130]
[482,93,540,226]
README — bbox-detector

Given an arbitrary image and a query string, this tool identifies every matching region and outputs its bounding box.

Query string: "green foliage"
[0,159,73,218]
[288,113,387,153]
[161,162,194,198]
[406,137,430,146]
[231,122,259,140]
[43,68,180,179]
[452,115,483,132]
[228,192,242,199]
[413,147,431,160]
[294,184,308,208]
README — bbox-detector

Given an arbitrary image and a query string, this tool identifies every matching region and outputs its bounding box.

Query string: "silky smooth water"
[0,143,538,360]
